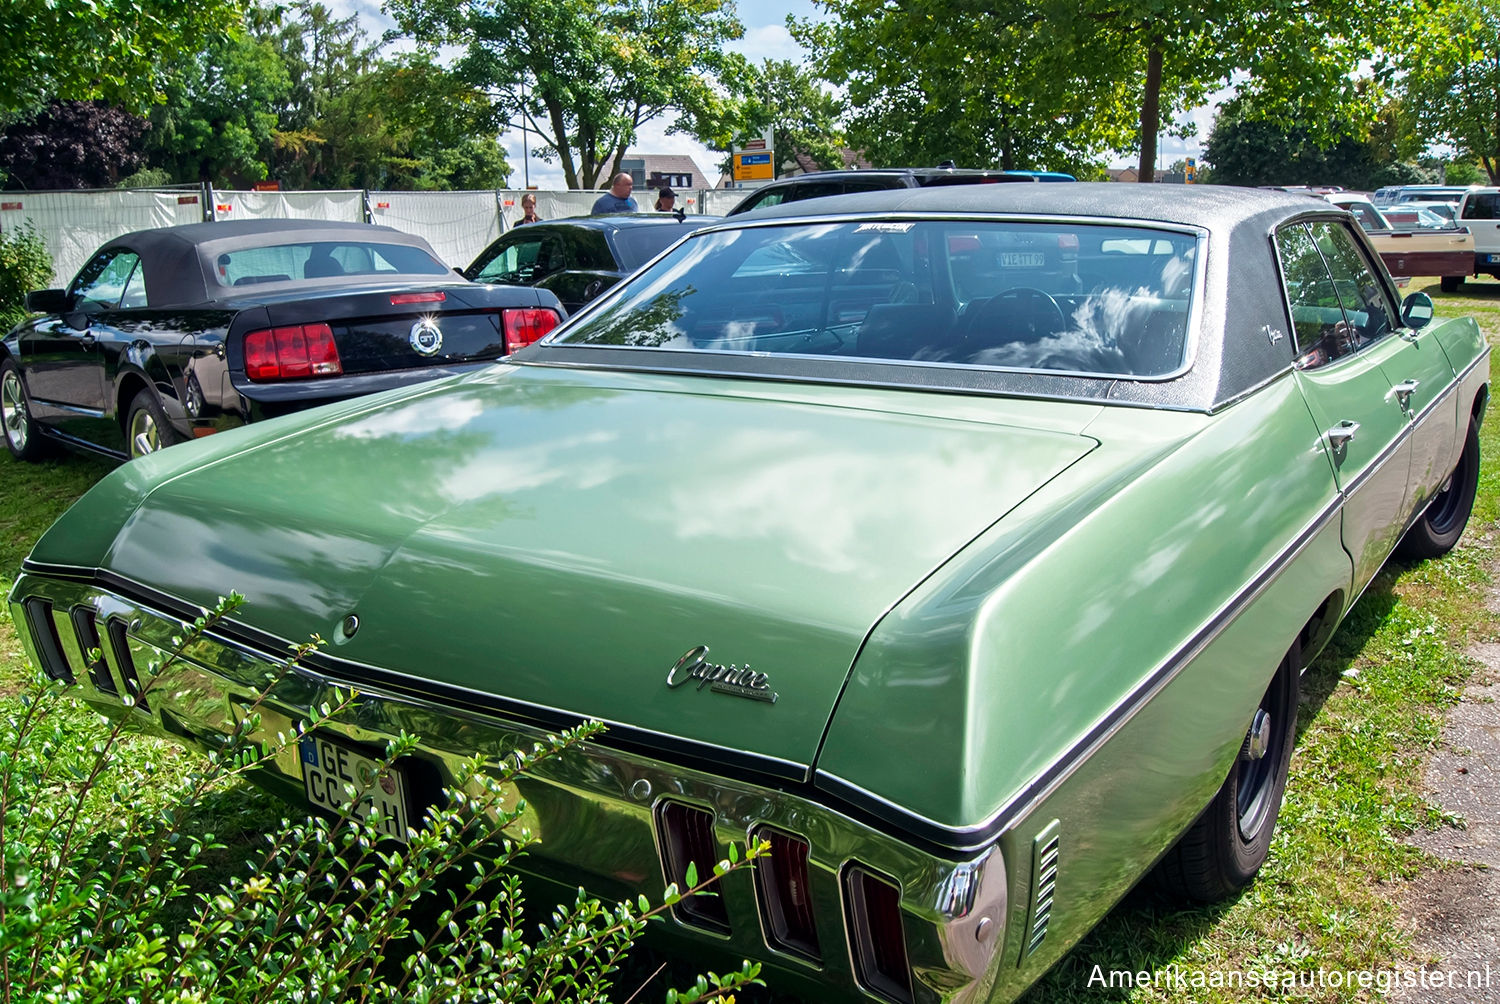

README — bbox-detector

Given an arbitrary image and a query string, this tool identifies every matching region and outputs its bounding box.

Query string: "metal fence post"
[202,181,215,222]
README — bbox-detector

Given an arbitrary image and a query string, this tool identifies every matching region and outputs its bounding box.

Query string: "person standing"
[591,173,638,214]
[654,187,676,212]
[515,193,542,226]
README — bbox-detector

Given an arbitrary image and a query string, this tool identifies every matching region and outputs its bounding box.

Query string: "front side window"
[554,220,1198,378]
[473,234,556,284]
[71,251,141,311]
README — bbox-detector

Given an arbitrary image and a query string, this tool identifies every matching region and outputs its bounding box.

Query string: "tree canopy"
[387,0,745,189]
[1400,0,1500,182]
[0,0,246,120]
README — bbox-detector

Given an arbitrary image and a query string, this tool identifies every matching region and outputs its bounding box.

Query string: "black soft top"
[96,220,444,307]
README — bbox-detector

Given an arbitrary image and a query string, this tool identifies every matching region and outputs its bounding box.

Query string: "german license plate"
[1001,252,1046,267]
[1488,254,1500,264]
[299,735,410,842]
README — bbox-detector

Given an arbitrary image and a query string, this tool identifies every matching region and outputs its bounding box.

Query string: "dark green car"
[11,185,1488,1003]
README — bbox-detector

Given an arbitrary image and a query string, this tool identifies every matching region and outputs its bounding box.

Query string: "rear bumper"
[11,572,1012,1004]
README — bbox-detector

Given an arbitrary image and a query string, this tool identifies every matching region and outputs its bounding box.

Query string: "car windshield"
[209,241,450,287]
[554,220,1197,378]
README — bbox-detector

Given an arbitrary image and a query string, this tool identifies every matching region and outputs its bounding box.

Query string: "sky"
[330,0,1211,188]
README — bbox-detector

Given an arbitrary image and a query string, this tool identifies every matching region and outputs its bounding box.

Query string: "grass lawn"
[2,276,1498,1003]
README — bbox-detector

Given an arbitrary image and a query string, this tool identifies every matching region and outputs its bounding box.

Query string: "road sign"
[734,152,773,182]
[1185,157,1197,184]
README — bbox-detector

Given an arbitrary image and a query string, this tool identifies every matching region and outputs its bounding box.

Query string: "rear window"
[209,241,450,287]
[555,220,1197,378]
[612,226,701,270]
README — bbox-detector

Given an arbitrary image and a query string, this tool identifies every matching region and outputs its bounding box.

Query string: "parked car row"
[7,182,1488,1004]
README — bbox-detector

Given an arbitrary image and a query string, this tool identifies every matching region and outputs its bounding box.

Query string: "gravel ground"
[1395,635,1500,1002]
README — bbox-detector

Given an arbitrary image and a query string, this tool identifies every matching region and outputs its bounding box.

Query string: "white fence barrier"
[0,189,206,287]
[213,189,365,224]
[370,191,503,270]
[2,185,744,286]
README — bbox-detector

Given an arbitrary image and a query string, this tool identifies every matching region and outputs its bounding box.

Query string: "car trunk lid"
[99,365,1099,768]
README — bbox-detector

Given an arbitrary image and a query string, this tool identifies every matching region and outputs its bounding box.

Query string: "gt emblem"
[409,320,443,356]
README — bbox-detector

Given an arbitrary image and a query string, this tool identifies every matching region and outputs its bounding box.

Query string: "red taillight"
[390,291,446,305]
[243,323,342,382]
[502,308,560,354]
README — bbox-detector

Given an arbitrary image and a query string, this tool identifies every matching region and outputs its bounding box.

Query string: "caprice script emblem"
[666,645,779,704]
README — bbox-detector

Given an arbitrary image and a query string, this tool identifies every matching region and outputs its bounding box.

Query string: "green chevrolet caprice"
[11,184,1489,1003]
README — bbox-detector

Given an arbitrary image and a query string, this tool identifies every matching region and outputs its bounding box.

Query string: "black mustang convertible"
[1,219,564,461]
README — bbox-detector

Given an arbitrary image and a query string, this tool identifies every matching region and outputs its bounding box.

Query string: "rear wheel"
[1,359,47,461]
[1154,648,1299,902]
[1441,275,1463,293]
[1397,421,1480,560]
[125,388,183,458]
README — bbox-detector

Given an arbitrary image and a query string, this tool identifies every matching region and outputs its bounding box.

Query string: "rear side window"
[613,226,695,270]
[1463,193,1500,220]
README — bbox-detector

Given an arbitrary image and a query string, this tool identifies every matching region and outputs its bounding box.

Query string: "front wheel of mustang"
[1,359,48,461]
[1154,647,1300,902]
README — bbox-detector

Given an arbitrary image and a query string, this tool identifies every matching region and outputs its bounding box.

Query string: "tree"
[0,101,148,189]
[386,0,745,190]
[1401,0,1500,182]
[0,0,245,120]
[794,0,1142,175]
[142,26,289,187]
[731,59,845,178]
[1202,89,1421,189]
[797,0,1413,181]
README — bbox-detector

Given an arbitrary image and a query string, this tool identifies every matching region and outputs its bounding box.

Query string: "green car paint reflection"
[10,185,1491,1004]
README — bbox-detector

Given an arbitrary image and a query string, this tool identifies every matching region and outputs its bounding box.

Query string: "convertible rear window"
[554,220,1197,377]
[209,241,450,287]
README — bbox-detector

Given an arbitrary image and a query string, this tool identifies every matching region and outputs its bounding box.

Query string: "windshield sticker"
[854,222,915,234]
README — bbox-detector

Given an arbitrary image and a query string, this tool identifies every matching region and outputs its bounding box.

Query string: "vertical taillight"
[106,619,149,712]
[844,866,913,1004]
[754,828,821,963]
[502,308,560,354]
[655,801,730,933]
[71,608,115,694]
[24,600,73,683]
[244,323,342,381]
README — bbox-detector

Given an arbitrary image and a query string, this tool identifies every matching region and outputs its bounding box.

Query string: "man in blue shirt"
[591,173,638,214]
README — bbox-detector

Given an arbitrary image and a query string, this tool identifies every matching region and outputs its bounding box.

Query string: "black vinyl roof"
[95,219,444,307]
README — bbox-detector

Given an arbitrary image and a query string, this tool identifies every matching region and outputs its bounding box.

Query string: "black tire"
[1154,647,1299,902]
[125,388,183,459]
[1,359,48,461]
[1397,421,1480,560]
[1441,275,1463,293]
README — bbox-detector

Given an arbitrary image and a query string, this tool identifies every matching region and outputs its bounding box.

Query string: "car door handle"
[1393,379,1419,411]
[1326,421,1359,450]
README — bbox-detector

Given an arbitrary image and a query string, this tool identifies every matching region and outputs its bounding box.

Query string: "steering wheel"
[993,287,1066,342]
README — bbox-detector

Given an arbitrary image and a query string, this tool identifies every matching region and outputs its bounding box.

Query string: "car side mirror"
[1400,291,1434,330]
[25,288,70,314]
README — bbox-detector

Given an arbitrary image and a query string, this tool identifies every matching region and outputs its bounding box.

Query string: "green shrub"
[0,221,52,332]
[0,593,764,1003]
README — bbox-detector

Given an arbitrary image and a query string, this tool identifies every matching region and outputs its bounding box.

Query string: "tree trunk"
[1136,39,1163,183]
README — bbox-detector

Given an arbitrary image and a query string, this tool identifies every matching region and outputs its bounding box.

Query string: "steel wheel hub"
[130,408,160,457]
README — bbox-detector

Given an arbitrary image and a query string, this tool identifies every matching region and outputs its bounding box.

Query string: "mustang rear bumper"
[11,574,1012,1004]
